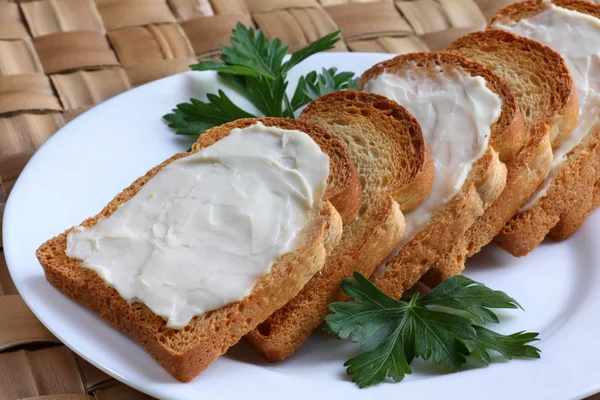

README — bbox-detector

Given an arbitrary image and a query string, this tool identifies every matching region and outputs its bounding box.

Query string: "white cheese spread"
[494,4,600,211]
[364,65,502,277]
[66,122,330,329]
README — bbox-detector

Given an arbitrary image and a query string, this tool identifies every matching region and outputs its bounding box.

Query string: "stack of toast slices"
[36,0,600,383]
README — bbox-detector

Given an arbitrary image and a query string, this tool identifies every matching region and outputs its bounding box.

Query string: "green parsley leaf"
[403,293,474,370]
[218,23,287,80]
[282,30,341,73]
[418,275,522,324]
[244,75,290,118]
[164,25,358,137]
[163,90,256,136]
[191,61,266,79]
[325,272,540,388]
[463,326,541,365]
[344,320,411,388]
[291,68,360,110]
[325,273,404,345]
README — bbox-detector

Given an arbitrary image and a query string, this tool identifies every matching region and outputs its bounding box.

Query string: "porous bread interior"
[358,52,525,163]
[449,29,577,147]
[36,117,350,382]
[245,90,434,362]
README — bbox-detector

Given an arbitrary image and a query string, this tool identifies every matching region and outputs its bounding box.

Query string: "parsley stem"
[283,93,295,118]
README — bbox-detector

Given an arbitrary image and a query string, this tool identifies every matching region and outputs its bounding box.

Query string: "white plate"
[4,53,600,400]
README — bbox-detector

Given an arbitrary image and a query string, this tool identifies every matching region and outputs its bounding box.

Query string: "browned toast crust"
[360,52,518,299]
[36,118,353,382]
[488,0,600,28]
[246,91,434,361]
[496,122,600,255]
[488,0,600,256]
[449,29,578,147]
[372,148,507,298]
[422,28,578,282]
[423,127,553,285]
[359,52,524,162]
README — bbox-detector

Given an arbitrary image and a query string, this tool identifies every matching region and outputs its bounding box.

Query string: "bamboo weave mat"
[1,0,599,398]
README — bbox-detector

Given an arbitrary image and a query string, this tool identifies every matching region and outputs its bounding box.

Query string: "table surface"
[1,0,599,398]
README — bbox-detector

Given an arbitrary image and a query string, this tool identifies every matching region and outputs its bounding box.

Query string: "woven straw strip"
[255,8,345,52]
[0,113,62,237]
[73,355,114,392]
[396,0,449,35]
[97,0,176,31]
[0,156,30,197]
[347,35,429,53]
[246,0,320,13]
[0,346,86,399]
[0,75,62,116]
[19,396,95,400]
[476,0,521,19]
[125,56,198,87]
[0,295,58,351]
[60,106,93,123]
[34,31,120,74]
[439,0,486,29]
[50,69,130,110]
[0,40,44,76]
[209,0,249,14]
[21,0,105,37]
[420,25,482,50]
[93,384,156,399]
[0,113,61,161]
[325,2,413,40]
[7,1,597,399]
[107,24,194,67]
[181,14,254,57]
[0,3,30,39]
[168,0,215,21]
[290,7,342,45]
[0,254,17,296]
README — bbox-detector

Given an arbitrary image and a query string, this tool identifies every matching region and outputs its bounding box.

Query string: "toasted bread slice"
[360,53,520,299]
[421,29,578,283]
[36,117,361,382]
[489,0,600,256]
[245,91,434,362]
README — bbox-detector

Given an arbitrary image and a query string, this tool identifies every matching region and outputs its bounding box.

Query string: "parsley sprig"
[325,273,541,388]
[163,24,358,138]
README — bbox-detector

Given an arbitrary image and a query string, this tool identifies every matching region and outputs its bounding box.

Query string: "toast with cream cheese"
[36,117,361,382]
[245,91,434,361]
[360,53,521,299]
[488,0,600,256]
[422,28,578,283]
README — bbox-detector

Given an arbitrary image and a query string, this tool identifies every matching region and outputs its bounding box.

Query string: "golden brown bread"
[488,0,600,29]
[36,117,358,382]
[359,52,525,163]
[450,30,578,148]
[488,0,600,256]
[496,122,600,255]
[360,52,518,299]
[245,90,434,362]
[422,28,578,283]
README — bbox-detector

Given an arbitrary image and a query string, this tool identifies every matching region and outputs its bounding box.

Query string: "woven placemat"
[1,0,598,398]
